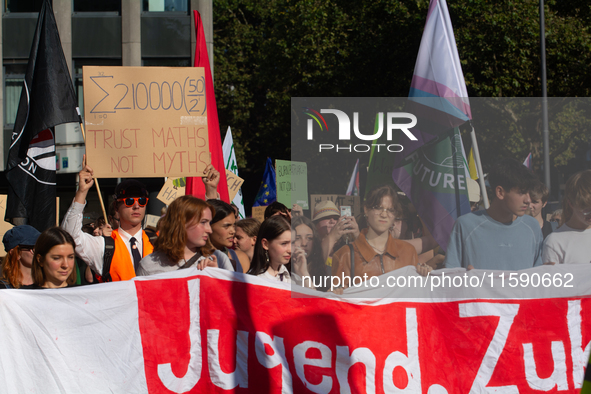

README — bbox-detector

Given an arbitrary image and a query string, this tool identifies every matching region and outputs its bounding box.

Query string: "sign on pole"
[276,159,308,209]
[83,66,210,178]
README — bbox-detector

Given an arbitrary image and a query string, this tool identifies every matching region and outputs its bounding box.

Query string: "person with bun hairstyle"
[332,185,428,289]
[0,225,41,288]
[22,227,77,289]
[543,170,591,264]
[137,195,230,275]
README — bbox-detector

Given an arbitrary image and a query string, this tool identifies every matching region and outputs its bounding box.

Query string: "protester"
[291,215,327,289]
[332,186,427,289]
[247,215,296,282]
[543,170,591,264]
[208,200,249,273]
[137,196,227,276]
[22,227,77,289]
[550,209,563,225]
[234,218,260,270]
[264,201,291,220]
[444,159,542,270]
[92,217,113,237]
[107,200,120,230]
[291,226,314,289]
[62,161,154,281]
[312,200,360,265]
[390,193,440,267]
[467,178,482,212]
[0,225,41,288]
[527,181,556,239]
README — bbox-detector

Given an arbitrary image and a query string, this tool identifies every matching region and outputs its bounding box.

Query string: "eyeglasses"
[118,197,148,207]
[20,246,34,252]
[371,206,397,216]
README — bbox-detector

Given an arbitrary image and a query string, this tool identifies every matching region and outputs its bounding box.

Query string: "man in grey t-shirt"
[444,159,543,270]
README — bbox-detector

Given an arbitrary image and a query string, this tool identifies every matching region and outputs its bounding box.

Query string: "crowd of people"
[0,157,589,292]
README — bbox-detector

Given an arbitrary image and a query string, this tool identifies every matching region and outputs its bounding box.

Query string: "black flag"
[5,0,80,232]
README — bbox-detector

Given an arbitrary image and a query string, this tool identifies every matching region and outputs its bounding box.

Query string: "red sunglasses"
[118,197,148,207]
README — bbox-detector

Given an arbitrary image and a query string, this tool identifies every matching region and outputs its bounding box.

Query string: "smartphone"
[340,206,351,217]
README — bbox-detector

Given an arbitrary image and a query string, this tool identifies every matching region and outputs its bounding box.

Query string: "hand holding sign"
[202,164,220,199]
[79,155,95,193]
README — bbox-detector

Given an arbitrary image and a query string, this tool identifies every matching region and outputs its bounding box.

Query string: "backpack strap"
[102,236,115,282]
[348,243,355,282]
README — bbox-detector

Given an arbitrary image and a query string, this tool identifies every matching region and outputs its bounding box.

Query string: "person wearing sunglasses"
[0,225,41,288]
[61,158,154,282]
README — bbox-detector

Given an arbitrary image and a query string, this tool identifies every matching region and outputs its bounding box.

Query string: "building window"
[73,59,122,120]
[142,0,188,12]
[73,0,121,13]
[142,58,191,67]
[4,0,46,13]
[4,63,27,127]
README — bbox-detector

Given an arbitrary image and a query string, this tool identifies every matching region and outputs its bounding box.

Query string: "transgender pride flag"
[391,0,472,251]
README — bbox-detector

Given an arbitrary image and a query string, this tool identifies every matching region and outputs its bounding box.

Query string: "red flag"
[185,10,230,202]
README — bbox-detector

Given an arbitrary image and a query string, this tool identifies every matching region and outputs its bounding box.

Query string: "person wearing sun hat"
[312,200,360,265]
[0,225,41,288]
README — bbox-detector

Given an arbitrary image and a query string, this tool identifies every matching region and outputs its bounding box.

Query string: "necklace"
[367,240,385,254]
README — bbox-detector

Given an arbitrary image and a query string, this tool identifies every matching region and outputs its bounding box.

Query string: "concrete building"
[1,0,213,221]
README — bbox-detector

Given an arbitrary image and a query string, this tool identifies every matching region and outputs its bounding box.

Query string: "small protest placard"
[156,178,186,205]
[0,196,14,255]
[225,169,244,202]
[310,194,361,218]
[251,206,266,223]
[83,66,210,178]
[276,159,309,209]
[144,214,160,229]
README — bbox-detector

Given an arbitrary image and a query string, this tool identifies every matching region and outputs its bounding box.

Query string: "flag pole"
[469,122,490,209]
[78,122,108,223]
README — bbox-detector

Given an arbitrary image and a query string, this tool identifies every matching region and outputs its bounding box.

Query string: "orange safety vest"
[109,229,154,281]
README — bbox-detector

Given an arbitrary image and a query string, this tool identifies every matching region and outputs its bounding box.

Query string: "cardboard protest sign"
[0,196,14,255]
[251,206,266,223]
[144,214,160,229]
[276,159,309,209]
[156,178,186,205]
[310,194,361,218]
[225,169,244,202]
[83,66,210,178]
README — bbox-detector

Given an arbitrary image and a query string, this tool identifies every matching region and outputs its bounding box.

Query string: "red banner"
[137,275,591,393]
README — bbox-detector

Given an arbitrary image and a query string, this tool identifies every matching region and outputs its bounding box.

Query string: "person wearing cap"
[0,225,41,288]
[312,200,360,264]
[61,161,153,281]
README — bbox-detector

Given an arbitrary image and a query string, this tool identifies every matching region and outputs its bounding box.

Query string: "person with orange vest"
[61,160,153,281]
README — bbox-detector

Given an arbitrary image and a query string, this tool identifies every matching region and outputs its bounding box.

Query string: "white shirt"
[542,224,591,264]
[257,264,291,283]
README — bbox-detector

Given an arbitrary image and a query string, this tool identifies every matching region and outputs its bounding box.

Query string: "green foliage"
[213,0,591,192]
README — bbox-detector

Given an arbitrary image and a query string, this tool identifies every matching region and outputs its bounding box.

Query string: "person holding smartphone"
[312,201,360,265]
